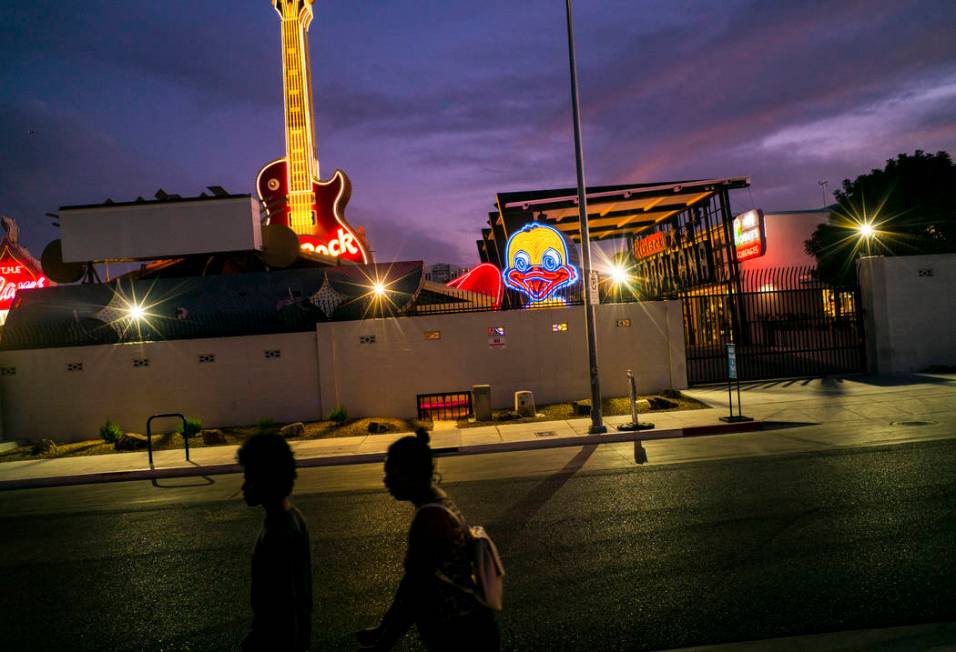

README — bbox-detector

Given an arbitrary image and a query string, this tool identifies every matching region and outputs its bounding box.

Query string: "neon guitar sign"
[257,0,371,264]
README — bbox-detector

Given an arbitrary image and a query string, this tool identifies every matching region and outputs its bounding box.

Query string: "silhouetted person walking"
[358,428,501,651]
[238,433,312,651]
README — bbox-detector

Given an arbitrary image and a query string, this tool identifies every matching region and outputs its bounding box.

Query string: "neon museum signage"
[0,248,48,310]
[733,209,766,262]
[502,223,580,304]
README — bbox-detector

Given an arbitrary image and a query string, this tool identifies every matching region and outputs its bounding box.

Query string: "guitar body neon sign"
[256,0,371,264]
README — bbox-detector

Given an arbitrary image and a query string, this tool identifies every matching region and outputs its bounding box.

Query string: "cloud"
[351,206,475,267]
[0,100,178,252]
[4,0,956,257]
[0,1,277,109]
[754,73,956,160]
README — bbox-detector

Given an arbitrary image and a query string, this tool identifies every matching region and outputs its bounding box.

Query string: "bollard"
[617,369,655,432]
[514,390,536,418]
[473,384,492,422]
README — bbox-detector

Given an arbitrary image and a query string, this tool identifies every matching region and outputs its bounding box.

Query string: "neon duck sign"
[502,223,579,304]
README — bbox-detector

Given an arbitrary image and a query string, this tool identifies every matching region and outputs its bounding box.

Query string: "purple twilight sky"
[2,0,955,267]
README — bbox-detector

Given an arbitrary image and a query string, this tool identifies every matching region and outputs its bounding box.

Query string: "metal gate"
[417,391,474,421]
[680,267,867,384]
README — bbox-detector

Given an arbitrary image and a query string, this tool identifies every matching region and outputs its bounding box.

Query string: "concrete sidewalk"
[1,373,953,489]
[0,406,749,488]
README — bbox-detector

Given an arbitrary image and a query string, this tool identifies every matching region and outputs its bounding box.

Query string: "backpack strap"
[416,502,467,530]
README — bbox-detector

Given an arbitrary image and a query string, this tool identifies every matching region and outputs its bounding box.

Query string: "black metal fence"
[675,267,867,384]
[408,266,868,384]
[417,391,474,421]
[410,282,589,315]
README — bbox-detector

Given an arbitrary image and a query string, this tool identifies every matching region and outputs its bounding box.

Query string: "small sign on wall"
[424,330,441,341]
[616,319,631,328]
[488,326,506,349]
[552,322,568,332]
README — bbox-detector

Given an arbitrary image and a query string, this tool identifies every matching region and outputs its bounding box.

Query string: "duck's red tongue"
[528,278,548,296]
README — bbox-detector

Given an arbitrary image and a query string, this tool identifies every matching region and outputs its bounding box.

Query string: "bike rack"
[146,413,189,468]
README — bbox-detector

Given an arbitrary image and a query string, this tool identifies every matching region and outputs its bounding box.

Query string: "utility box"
[514,390,536,418]
[472,384,492,421]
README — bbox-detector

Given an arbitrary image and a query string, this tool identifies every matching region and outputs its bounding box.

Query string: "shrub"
[256,417,277,435]
[180,416,203,439]
[99,419,123,444]
[329,405,348,424]
[31,439,58,455]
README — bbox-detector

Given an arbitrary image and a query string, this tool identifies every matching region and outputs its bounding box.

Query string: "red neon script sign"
[298,228,360,258]
[0,245,48,311]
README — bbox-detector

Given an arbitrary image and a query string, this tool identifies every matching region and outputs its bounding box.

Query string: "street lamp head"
[858,223,875,238]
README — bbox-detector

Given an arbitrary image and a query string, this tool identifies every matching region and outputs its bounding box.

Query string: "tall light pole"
[565,0,605,434]
[818,180,829,210]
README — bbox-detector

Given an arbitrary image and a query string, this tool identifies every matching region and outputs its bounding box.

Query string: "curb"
[0,420,763,491]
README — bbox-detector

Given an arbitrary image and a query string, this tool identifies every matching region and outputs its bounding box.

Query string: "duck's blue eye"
[542,248,560,272]
[514,251,531,272]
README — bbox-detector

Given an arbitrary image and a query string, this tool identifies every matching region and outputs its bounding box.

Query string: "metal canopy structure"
[493,176,750,243]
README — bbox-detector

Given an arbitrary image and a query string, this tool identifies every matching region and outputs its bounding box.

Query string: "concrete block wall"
[858,253,956,374]
[0,300,687,442]
[0,333,321,442]
[315,301,687,419]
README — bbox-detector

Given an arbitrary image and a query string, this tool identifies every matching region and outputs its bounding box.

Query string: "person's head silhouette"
[238,433,297,509]
[384,427,434,502]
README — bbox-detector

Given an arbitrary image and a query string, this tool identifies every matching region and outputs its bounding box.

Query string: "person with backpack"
[357,428,502,651]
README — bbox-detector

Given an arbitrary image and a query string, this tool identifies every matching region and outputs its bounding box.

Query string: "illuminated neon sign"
[299,227,359,257]
[634,231,666,259]
[733,209,766,262]
[447,263,504,309]
[0,240,49,324]
[502,223,579,303]
[255,0,371,264]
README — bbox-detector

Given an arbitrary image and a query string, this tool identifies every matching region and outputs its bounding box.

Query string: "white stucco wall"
[0,300,687,442]
[858,254,956,374]
[0,332,321,442]
[315,301,687,419]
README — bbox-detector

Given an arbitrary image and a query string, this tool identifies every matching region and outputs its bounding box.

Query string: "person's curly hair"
[386,427,436,487]
[237,433,297,499]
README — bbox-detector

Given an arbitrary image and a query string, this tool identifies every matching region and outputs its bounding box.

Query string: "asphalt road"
[2,433,956,651]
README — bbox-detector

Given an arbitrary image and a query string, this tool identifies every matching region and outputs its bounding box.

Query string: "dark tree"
[805,150,956,284]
